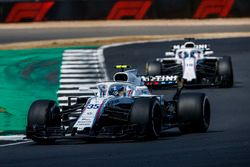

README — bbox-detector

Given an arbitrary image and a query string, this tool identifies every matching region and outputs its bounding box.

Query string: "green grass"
[0,46,98,132]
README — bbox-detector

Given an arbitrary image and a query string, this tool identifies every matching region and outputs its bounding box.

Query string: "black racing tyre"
[130,98,162,139]
[27,100,60,144]
[146,61,161,76]
[177,93,210,134]
[218,56,234,88]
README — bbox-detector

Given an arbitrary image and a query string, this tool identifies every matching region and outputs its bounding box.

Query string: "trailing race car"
[26,65,211,144]
[143,39,234,88]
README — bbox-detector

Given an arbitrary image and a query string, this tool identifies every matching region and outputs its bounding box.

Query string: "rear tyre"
[26,100,60,144]
[130,98,162,139]
[218,56,234,88]
[146,61,161,76]
[177,93,210,134]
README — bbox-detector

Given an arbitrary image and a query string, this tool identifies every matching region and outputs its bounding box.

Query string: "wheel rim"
[202,97,210,129]
[152,103,161,136]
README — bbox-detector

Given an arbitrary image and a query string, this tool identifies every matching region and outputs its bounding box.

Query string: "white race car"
[144,39,234,88]
[26,65,210,144]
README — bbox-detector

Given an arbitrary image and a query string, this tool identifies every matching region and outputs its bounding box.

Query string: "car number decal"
[87,104,100,109]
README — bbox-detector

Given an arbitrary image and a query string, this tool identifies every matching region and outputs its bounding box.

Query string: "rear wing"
[141,75,178,86]
[172,44,210,50]
[171,39,211,52]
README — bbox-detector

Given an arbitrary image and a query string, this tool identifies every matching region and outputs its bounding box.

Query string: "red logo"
[193,0,235,19]
[6,2,54,23]
[107,0,152,20]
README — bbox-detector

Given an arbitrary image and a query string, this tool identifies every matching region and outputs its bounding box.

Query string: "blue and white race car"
[26,65,210,144]
[144,39,234,88]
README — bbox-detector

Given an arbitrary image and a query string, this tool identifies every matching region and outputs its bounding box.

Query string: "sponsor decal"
[86,111,93,115]
[193,0,234,19]
[141,75,178,82]
[173,44,209,50]
[77,119,92,126]
[107,0,152,20]
[6,2,54,22]
[73,98,104,130]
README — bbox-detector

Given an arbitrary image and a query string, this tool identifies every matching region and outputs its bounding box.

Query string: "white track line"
[64,49,98,53]
[0,134,26,141]
[0,141,33,147]
[57,90,96,94]
[63,53,97,56]
[58,95,93,101]
[61,64,99,68]
[62,60,99,65]
[61,69,101,73]
[59,84,95,88]
[63,57,98,61]
[60,74,100,78]
[60,78,100,83]
[63,53,96,56]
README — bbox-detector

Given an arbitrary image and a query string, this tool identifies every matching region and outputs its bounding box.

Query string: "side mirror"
[165,52,175,57]
[204,51,214,56]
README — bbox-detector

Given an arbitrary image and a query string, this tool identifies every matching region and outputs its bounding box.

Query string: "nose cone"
[182,58,197,81]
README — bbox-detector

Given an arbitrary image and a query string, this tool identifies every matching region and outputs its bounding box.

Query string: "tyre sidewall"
[146,61,161,76]
[130,98,161,138]
[218,56,234,87]
[177,93,210,133]
[27,100,60,127]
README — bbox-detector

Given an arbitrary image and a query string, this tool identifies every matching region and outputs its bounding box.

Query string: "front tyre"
[218,56,234,88]
[177,93,210,133]
[26,100,60,144]
[130,98,162,139]
[146,61,161,76]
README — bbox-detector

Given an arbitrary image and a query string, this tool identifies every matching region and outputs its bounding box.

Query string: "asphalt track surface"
[1,37,250,167]
[1,25,250,44]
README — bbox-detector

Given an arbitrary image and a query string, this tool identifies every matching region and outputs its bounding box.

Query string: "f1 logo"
[107,0,152,20]
[6,2,54,23]
[193,0,235,19]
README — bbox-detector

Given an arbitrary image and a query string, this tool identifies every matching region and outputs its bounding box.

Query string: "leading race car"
[143,39,234,88]
[26,65,210,144]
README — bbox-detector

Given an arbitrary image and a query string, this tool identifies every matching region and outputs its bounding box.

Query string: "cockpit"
[97,82,135,98]
[96,82,150,98]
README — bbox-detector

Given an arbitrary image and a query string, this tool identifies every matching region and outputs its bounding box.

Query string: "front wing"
[26,124,139,141]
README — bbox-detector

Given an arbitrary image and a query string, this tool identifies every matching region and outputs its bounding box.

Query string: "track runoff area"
[57,49,107,106]
[0,47,109,145]
[0,34,249,146]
